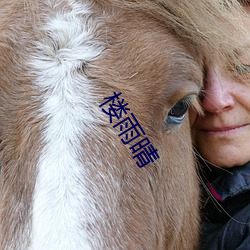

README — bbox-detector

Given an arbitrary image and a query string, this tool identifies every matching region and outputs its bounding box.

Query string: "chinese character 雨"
[113,113,145,144]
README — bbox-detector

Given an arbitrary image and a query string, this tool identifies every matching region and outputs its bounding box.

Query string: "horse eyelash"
[187,95,203,116]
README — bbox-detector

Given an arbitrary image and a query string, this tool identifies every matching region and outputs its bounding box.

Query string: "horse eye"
[166,98,189,125]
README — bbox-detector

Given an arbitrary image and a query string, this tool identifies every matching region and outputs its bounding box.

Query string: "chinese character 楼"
[100,92,130,123]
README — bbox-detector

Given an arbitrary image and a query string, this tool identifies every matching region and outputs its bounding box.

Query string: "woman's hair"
[239,0,250,7]
[25,0,247,73]
[97,0,247,72]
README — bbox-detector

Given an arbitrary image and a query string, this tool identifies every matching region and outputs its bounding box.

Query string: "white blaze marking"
[30,1,103,249]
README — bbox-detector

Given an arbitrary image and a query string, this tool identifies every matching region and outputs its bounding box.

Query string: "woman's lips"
[200,124,249,136]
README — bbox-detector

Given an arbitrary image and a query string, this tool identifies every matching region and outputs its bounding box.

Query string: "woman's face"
[191,8,250,168]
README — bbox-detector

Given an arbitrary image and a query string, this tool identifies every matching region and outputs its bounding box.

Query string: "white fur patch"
[30,1,103,249]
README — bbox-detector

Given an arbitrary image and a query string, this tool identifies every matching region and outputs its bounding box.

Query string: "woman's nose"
[201,66,235,113]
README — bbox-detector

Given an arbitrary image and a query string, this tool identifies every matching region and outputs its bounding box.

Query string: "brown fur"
[0,0,246,249]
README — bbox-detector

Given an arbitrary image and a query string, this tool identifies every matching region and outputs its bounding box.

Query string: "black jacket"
[199,162,250,250]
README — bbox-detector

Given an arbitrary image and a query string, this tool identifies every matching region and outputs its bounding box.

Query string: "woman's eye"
[166,98,190,126]
[235,64,250,76]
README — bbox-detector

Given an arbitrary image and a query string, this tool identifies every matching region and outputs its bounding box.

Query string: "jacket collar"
[201,161,250,202]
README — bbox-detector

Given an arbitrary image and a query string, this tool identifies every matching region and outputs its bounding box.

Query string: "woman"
[191,3,250,250]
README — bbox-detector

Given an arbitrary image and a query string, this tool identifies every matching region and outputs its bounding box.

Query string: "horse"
[0,0,245,249]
